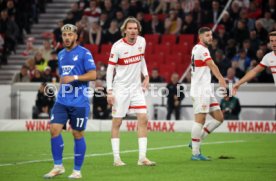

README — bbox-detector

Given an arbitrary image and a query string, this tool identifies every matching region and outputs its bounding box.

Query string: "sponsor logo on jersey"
[62,65,75,75]
[118,54,143,65]
[73,55,79,61]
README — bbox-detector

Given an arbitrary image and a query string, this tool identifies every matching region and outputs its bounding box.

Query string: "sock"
[201,119,222,140]
[74,137,86,171]
[51,134,64,166]
[138,137,147,160]
[111,138,120,161]
[191,122,203,155]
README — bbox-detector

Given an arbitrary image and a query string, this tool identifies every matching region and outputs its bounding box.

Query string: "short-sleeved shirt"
[259,51,276,85]
[190,43,213,97]
[57,45,96,107]
[107,36,146,90]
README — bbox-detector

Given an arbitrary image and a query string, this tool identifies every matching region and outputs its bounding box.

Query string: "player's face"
[62,31,77,49]
[201,31,213,46]
[124,22,139,41]
[269,35,276,52]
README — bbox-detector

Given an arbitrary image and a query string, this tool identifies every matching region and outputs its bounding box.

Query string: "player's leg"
[130,89,155,166]
[190,97,210,160]
[111,117,126,166]
[201,98,223,140]
[111,89,129,166]
[44,103,68,178]
[67,106,89,179]
[136,113,156,166]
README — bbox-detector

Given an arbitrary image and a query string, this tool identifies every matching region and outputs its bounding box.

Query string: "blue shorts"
[51,102,90,131]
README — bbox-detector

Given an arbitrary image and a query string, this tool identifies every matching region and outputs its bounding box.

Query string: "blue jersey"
[57,45,96,107]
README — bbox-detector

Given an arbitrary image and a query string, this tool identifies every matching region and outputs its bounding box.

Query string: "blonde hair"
[120,17,142,37]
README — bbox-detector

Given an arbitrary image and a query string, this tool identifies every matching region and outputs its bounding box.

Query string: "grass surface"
[0,131,275,181]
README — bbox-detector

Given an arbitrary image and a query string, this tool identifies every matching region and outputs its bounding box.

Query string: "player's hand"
[232,83,240,95]
[61,76,75,84]
[107,91,114,106]
[142,76,149,91]
[219,78,227,88]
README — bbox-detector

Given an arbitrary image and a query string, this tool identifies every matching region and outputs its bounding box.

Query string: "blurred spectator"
[70,2,83,23]
[53,21,64,48]
[33,82,55,119]
[191,0,203,26]
[203,0,222,25]
[99,12,110,31]
[114,10,125,28]
[247,1,262,19]
[255,49,264,62]
[0,9,19,63]
[63,11,76,25]
[33,51,48,72]
[102,0,116,20]
[224,67,239,84]
[148,13,164,34]
[249,30,261,53]
[225,39,237,59]
[21,37,38,57]
[150,68,164,83]
[88,22,102,45]
[255,20,268,42]
[229,1,241,21]
[242,39,255,59]
[215,25,229,50]
[209,38,221,60]
[43,66,53,82]
[232,20,250,47]
[181,13,197,34]
[220,88,241,120]
[232,49,251,72]
[12,64,30,82]
[231,61,244,79]
[264,0,276,20]
[93,79,111,119]
[238,8,255,31]
[40,39,53,61]
[164,9,182,35]
[214,49,231,76]
[102,20,121,44]
[136,11,150,35]
[76,20,90,45]
[166,73,185,120]
[83,0,101,25]
[47,51,58,76]
[220,11,233,31]
[31,69,45,82]
[259,11,275,32]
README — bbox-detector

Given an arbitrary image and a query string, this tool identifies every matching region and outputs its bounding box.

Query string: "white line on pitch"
[0,140,246,167]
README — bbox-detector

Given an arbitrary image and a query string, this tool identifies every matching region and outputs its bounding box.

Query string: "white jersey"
[108,36,146,90]
[190,43,213,97]
[259,51,276,85]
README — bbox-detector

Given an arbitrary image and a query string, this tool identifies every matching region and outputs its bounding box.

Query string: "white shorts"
[112,88,147,118]
[192,96,220,114]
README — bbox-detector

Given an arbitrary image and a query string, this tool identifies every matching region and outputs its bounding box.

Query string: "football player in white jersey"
[106,17,156,166]
[189,27,227,160]
[233,31,276,92]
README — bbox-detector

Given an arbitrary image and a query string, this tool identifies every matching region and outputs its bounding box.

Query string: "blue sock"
[74,137,86,171]
[51,134,64,165]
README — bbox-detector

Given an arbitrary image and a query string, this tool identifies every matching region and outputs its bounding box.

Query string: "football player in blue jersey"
[44,24,96,179]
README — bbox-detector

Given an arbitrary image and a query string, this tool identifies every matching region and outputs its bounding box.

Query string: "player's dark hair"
[269,31,276,37]
[198,27,211,35]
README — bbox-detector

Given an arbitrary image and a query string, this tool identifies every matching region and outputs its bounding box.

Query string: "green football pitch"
[0,131,275,181]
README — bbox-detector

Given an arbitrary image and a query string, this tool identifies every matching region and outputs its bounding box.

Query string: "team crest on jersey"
[73,55,79,61]
[138,47,142,52]
[110,53,114,58]
[202,104,208,111]
[203,52,208,57]
[62,65,75,75]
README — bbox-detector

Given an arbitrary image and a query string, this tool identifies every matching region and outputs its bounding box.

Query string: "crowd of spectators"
[5,0,276,119]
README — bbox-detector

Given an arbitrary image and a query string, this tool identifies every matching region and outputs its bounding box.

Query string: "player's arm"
[233,65,265,94]
[206,59,227,88]
[141,57,149,90]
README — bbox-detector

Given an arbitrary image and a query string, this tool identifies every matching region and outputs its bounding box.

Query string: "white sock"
[138,137,147,160]
[201,119,222,140]
[73,170,81,174]
[54,164,63,168]
[191,122,203,155]
[111,138,120,161]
